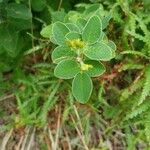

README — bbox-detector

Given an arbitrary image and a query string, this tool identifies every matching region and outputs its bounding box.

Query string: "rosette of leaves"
[42,15,116,103]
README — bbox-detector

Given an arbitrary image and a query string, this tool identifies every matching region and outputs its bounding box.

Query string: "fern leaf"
[121,50,150,60]
[145,112,150,143]
[125,100,150,120]
[119,63,144,72]
[120,79,143,101]
[139,66,150,105]
[127,30,146,42]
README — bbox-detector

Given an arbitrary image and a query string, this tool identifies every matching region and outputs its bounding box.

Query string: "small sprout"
[66,39,85,49]
[81,63,93,71]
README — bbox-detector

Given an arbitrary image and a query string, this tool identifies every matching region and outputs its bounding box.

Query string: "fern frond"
[127,30,146,42]
[125,99,150,120]
[33,63,52,68]
[139,66,150,105]
[39,82,60,125]
[119,63,144,72]
[145,112,150,143]
[130,12,149,36]
[128,15,136,33]
[121,50,150,60]
[120,79,143,101]
[24,45,44,55]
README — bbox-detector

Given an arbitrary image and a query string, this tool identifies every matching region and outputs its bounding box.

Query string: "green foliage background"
[0,0,150,149]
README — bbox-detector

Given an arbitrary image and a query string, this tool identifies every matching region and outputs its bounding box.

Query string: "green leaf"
[107,40,116,57]
[8,18,32,30]
[82,15,102,44]
[76,18,87,32]
[6,3,32,30]
[51,10,66,22]
[54,60,80,79]
[52,46,76,64]
[65,11,81,23]
[50,37,58,45]
[65,32,81,40]
[52,22,69,45]
[107,41,116,51]
[139,66,150,105]
[40,24,52,38]
[66,23,80,32]
[72,72,93,103]
[0,26,23,57]
[102,33,108,42]
[84,42,113,61]
[99,32,105,41]
[84,4,100,16]
[84,60,106,77]
[6,3,32,20]
[102,15,112,29]
[31,0,46,12]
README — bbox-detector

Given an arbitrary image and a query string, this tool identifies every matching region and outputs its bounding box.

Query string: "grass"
[0,72,147,150]
[0,102,125,150]
[0,55,149,149]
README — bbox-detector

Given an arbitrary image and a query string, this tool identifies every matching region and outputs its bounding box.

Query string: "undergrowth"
[0,0,150,149]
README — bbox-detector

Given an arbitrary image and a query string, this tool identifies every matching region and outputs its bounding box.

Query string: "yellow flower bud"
[66,39,85,49]
[81,63,93,71]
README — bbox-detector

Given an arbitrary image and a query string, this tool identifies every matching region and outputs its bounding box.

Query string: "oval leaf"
[107,40,116,51]
[84,60,106,77]
[52,22,69,45]
[106,40,116,58]
[40,24,52,38]
[31,0,46,12]
[102,15,112,29]
[72,73,93,103]
[82,15,102,44]
[66,23,80,32]
[52,46,76,64]
[84,42,113,61]
[84,4,100,16]
[6,3,32,20]
[76,18,87,32]
[65,32,81,40]
[54,60,80,79]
